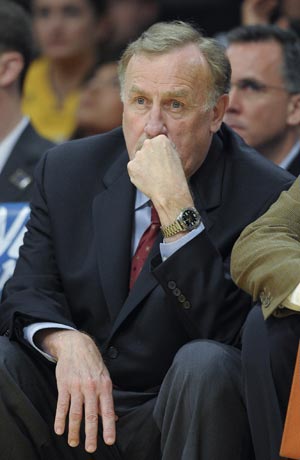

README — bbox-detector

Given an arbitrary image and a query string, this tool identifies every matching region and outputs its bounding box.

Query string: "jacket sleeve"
[152,229,252,347]
[231,177,300,319]
[0,152,76,342]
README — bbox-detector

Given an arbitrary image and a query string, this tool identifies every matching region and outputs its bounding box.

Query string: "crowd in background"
[12,0,300,140]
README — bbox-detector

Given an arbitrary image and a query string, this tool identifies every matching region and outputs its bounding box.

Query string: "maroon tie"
[129,206,160,289]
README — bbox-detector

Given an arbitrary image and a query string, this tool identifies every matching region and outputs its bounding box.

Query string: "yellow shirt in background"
[22,58,80,143]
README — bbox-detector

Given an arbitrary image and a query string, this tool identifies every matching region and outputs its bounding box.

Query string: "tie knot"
[151,206,160,225]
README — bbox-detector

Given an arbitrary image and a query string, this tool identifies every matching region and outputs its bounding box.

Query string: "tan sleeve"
[231,177,300,319]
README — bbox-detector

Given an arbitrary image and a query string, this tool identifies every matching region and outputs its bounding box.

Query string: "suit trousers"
[0,337,253,460]
[241,305,300,460]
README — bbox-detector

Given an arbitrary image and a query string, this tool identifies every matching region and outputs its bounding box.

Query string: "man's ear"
[287,93,300,126]
[0,52,24,88]
[209,94,229,133]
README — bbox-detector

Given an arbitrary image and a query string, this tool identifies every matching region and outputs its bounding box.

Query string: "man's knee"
[169,340,242,400]
[0,336,55,392]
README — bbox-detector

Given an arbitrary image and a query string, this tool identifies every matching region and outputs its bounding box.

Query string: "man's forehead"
[227,41,284,77]
[228,41,283,65]
[127,44,207,71]
[124,46,210,90]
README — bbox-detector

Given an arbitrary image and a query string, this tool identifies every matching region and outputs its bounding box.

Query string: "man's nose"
[226,86,242,114]
[144,106,167,138]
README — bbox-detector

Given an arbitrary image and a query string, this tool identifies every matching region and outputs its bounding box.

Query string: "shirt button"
[168,281,176,290]
[107,346,119,359]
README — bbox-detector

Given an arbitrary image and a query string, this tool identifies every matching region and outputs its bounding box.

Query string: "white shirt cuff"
[160,222,205,261]
[23,322,76,362]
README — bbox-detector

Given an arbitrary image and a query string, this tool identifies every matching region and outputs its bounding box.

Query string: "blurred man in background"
[0,2,53,202]
[224,25,300,175]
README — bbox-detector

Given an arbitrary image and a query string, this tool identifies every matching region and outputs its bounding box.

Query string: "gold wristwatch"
[161,207,201,238]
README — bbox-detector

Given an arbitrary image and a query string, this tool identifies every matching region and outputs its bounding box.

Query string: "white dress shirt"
[0,117,29,174]
[279,140,300,171]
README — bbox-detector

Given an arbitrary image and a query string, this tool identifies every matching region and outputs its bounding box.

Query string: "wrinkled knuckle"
[86,413,98,424]
[101,374,112,391]
[102,407,115,419]
[57,402,69,414]
[70,411,82,422]
[84,377,98,392]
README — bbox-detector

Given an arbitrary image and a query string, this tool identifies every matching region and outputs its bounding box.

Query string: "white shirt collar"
[279,140,300,170]
[134,188,150,210]
[0,117,29,174]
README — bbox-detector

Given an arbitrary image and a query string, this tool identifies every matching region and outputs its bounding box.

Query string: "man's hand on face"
[35,329,116,453]
[127,135,194,226]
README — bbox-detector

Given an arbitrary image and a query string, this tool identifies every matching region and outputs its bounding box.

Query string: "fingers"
[84,390,99,453]
[68,391,83,448]
[54,387,70,436]
[99,374,116,446]
[55,375,116,453]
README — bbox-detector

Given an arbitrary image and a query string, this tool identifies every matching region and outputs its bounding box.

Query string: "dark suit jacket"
[0,124,294,391]
[287,149,300,177]
[0,123,54,202]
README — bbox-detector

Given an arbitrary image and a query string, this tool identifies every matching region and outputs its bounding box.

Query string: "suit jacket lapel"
[0,123,51,201]
[190,131,225,230]
[107,231,162,340]
[93,150,135,321]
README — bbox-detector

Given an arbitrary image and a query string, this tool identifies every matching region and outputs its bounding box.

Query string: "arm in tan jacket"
[231,176,300,318]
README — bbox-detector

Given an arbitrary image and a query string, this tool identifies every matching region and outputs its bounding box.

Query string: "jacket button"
[178,294,186,303]
[183,301,191,309]
[168,281,176,290]
[107,346,119,359]
[173,288,181,297]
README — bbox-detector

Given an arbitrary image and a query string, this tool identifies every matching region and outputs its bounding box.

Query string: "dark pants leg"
[0,337,252,460]
[154,340,253,460]
[241,305,300,460]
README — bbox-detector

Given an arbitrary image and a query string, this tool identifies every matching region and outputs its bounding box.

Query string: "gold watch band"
[161,220,186,238]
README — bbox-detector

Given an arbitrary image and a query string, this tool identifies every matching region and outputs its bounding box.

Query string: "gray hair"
[227,24,300,94]
[118,21,231,108]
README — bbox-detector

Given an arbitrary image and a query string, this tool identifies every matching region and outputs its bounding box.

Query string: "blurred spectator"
[22,0,109,143]
[241,0,300,36]
[224,25,300,175]
[71,59,123,138]
[0,1,54,202]
[241,0,281,26]
[106,0,161,54]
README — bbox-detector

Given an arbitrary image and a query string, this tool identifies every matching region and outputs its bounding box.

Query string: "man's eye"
[34,7,50,18]
[171,100,183,109]
[136,97,145,105]
[238,80,265,92]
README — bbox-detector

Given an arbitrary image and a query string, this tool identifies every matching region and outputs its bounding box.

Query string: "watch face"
[181,208,201,230]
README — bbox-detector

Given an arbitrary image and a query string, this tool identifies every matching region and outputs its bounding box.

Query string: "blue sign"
[0,203,30,294]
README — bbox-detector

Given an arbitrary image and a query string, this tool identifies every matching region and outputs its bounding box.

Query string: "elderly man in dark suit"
[0,2,54,203]
[0,20,295,460]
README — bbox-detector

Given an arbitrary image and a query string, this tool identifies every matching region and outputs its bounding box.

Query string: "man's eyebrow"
[128,85,147,96]
[128,85,189,98]
[163,89,189,98]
